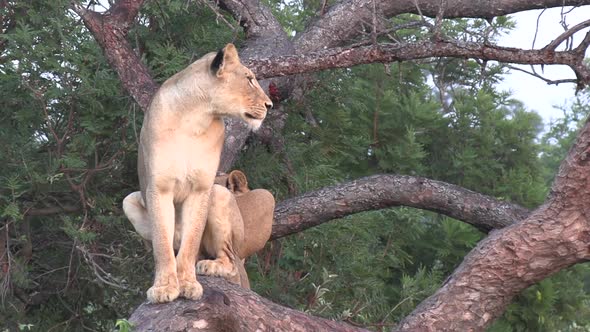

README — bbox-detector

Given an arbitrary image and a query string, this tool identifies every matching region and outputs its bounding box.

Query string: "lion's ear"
[228,170,249,194]
[211,43,240,77]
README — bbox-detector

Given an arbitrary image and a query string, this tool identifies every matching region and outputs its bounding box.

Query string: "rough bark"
[396,118,590,331]
[271,174,530,238]
[129,276,368,332]
[248,41,590,87]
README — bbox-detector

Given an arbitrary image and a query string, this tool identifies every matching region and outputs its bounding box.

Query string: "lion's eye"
[247,76,254,86]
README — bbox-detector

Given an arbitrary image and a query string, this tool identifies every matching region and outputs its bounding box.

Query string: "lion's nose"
[265,101,273,111]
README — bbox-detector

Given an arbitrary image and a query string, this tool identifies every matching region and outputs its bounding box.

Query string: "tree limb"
[544,18,590,50]
[24,205,80,216]
[247,41,590,88]
[396,114,590,331]
[129,276,369,332]
[271,174,529,239]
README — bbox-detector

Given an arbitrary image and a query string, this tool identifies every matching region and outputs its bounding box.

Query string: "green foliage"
[114,318,134,332]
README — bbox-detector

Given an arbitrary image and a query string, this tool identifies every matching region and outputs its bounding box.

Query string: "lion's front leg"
[175,191,209,300]
[145,190,179,303]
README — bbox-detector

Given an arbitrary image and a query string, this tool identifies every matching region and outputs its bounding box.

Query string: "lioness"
[132,44,272,303]
[123,170,275,289]
[211,170,275,288]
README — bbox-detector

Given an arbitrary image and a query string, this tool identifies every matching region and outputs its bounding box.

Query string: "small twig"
[0,225,12,304]
[33,266,69,280]
[64,240,78,292]
[198,0,236,30]
[532,8,547,50]
[77,244,137,291]
[506,65,577,85]
[382,296,413,322]
[411,0,424,20]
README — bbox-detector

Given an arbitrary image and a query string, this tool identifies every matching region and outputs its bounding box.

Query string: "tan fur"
[123,170,275,289]
[126,44,272,303]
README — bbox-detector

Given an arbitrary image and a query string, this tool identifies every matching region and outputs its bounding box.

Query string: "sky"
[497,6,590,125]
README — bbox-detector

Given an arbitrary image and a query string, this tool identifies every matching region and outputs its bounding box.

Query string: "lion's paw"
[196,259,236,278]
[178,279,203,300]
[147,283,180,303]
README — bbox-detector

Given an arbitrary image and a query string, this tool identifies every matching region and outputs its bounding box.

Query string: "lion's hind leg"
[197,185,244,282]
[122,191,152,243]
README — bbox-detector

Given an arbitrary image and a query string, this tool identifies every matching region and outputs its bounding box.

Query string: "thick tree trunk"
[129,276,368,332]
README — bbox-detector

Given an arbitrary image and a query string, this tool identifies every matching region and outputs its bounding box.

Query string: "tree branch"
[271,174,529,239]
[544,18,590,50]
[129,276,369,332]
[71,0,157,111]
[247,41,590,87]
[24,205,80,216]
[506,65,578,86]
[396,114,590,331]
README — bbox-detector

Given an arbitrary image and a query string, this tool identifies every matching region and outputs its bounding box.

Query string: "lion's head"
[208,44,273,130]
[214,170,250,196]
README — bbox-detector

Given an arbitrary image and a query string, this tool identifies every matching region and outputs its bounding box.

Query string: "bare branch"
[271,174,530,239]
[506,65,578,85]
[531,8,546,49]
[248,41,590,88]
[196,0,237,31]
[544,18,590,50]
[24,205,80,216]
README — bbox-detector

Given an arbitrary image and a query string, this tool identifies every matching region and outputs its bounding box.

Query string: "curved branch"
[544,18,590,50]
[396,110,590,331]
[129,276,368,332]
[271,174,530,239]
[505,65,578,85]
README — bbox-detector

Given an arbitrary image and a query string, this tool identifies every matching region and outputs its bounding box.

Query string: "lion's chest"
[144,118,225,200]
